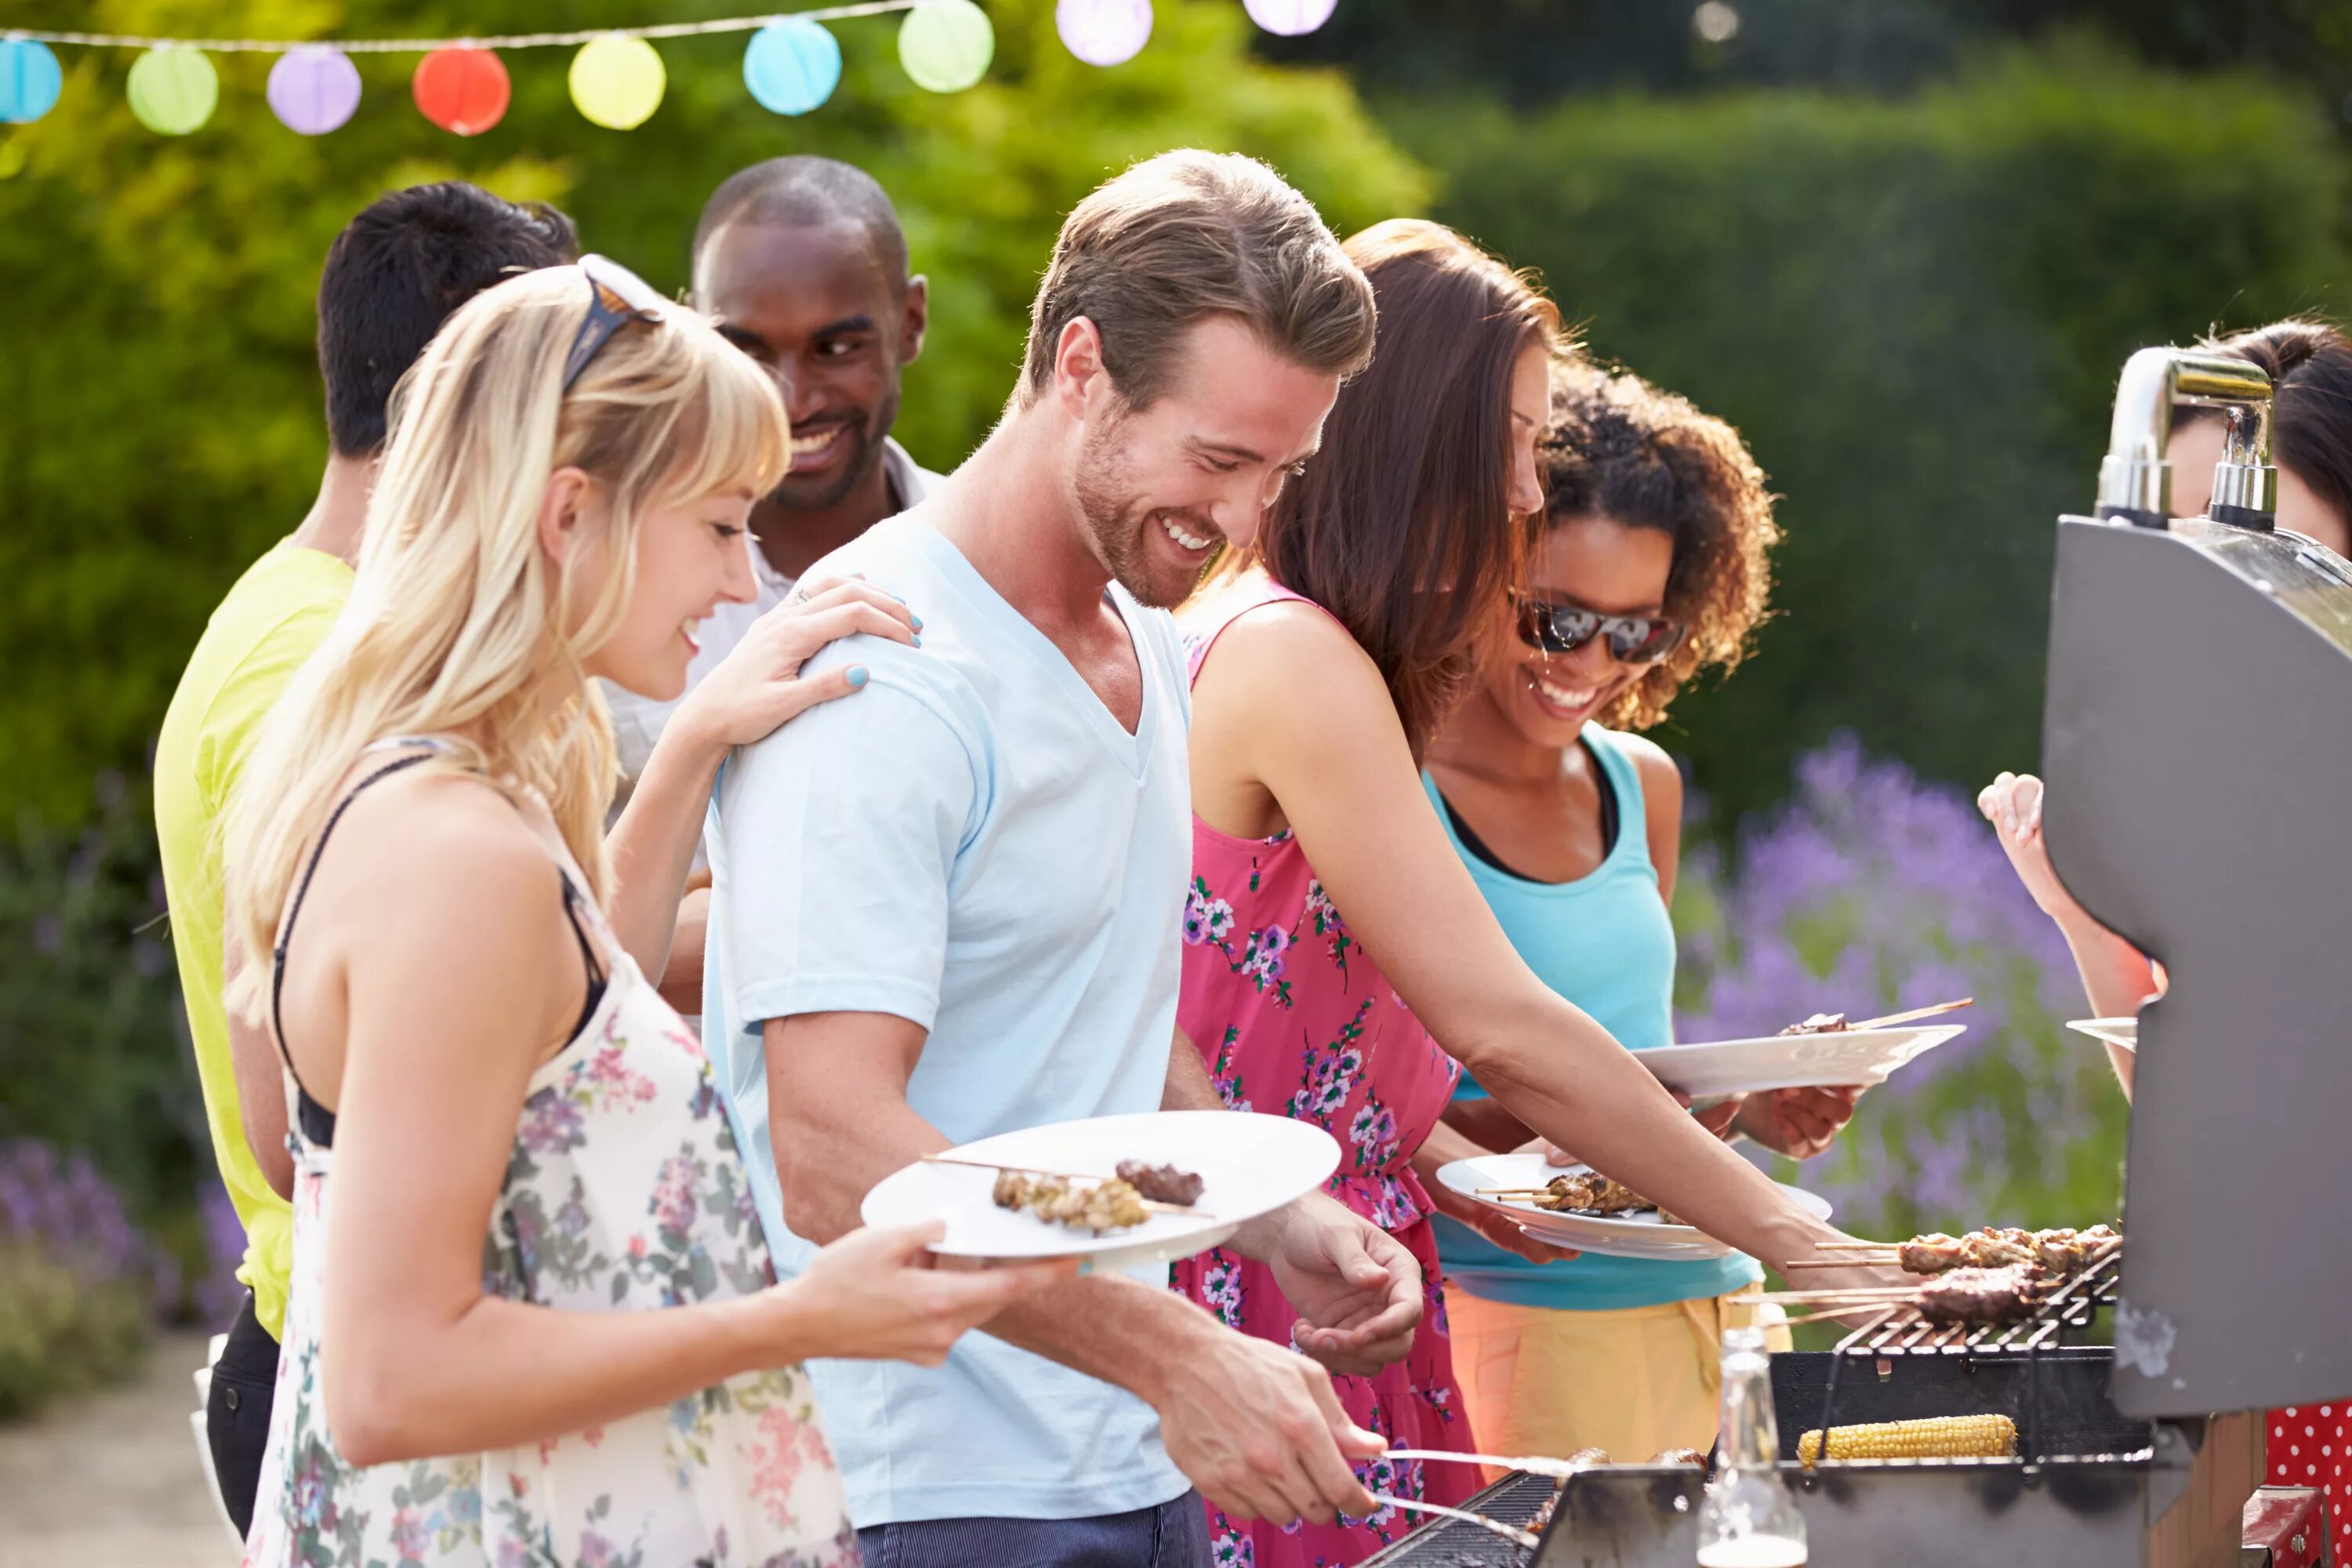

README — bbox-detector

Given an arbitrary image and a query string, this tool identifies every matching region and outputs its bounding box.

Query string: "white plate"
[1436,1152,1835,1261]
[861,1110,1340,1270]
[1631,1024,1966,1098]
[2067,1018,2137,1052]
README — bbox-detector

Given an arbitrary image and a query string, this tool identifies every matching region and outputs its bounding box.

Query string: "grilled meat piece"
[1898,1225,2119,1277]
[1532,1172,1653,1216]
[1114,1160,1204,1207]
[1564,1447,1611,1467]
[991,1171,1149,1234]
[1915,1264,2046,1324]
[1780,1012,1851,1035]
[1650,1448,1707,1466]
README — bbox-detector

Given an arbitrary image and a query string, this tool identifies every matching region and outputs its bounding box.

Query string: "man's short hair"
[691,157,909,287]
[316,182,578,458]
[1022,150,1377,409]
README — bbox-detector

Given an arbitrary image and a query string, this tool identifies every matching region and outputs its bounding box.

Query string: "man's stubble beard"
[1073,412,1200,610]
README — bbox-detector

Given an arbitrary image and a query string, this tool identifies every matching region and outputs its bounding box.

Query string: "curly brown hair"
[1541,364,1780,732]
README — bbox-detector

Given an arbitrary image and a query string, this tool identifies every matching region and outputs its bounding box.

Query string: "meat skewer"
[1778,997,1974,1035]
[1477,1171,1682,1225]
[991,1170,1150,1234]
[920,1152,1209,1215]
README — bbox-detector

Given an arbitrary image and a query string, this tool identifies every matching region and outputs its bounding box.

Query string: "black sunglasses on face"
[561,254,669,391]
[1515,595,1688,664]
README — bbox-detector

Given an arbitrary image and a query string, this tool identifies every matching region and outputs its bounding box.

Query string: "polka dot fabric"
[2268,1403,2350,1558]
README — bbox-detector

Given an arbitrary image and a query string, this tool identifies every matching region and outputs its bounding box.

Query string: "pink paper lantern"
[1244,0,1338,36]
[1057,0,1153,66]
[267,45,361,136]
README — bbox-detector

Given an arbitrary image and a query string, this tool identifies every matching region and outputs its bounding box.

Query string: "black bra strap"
[269,752,440,1094]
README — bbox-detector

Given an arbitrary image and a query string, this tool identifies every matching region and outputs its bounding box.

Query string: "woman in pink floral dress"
[1172,222,1896,1566]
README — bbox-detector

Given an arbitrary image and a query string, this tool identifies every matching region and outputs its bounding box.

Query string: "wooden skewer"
[1817,1240,1900,1250]
[1781,1257,1899,1269]
[1386,1448,1598,1481]
[1730,1287,1924,1305]
[1847,996,1974,1031]
[918,1153,1208,1217]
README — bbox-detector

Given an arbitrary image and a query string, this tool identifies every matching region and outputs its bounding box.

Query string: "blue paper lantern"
[0,38,64,124]
[744,18,841,116]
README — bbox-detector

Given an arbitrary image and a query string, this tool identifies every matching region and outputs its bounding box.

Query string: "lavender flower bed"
[0,1138,169,1418]
[1673,737,2130,1240]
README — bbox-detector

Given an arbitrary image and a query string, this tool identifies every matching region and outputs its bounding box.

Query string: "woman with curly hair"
[1423,364,1860,1465]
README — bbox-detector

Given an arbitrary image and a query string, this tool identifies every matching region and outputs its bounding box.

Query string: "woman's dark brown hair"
[1254,219,1566,756]
[1544,363,1780,733]
[2176,317,2352,531]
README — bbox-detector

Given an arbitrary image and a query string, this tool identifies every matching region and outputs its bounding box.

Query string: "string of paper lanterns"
[0,2,1338,135]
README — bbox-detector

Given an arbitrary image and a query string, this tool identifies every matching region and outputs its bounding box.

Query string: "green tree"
[1406,41,2352,825]
[0,0,1428,827]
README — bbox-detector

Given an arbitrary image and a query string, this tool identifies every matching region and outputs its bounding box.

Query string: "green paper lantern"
[128,47,219,136]
[569,34,665,130]
[899,0,995,93]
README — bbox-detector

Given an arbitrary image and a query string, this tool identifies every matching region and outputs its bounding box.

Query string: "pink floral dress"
[1171,582,1479,1567]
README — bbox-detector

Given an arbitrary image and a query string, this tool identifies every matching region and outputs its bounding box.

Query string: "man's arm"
[223,949,293,1200]
[768,1010,1381,1526]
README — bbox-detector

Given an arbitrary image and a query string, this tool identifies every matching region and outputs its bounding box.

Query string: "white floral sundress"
[242,808,858,1568]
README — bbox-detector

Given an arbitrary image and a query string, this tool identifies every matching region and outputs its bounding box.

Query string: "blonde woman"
[223,259,1065,1566]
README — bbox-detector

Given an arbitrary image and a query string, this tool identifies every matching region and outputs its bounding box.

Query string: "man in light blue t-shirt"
[703,151,1419,1567]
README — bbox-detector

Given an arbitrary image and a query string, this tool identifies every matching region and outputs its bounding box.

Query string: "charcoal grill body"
[2041,515,2352,1417]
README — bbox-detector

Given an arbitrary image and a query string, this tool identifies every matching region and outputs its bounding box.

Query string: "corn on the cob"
[1796,1414,2016,1465]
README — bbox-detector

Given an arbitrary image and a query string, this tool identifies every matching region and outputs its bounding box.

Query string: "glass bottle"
[1695,1325,1808,1567]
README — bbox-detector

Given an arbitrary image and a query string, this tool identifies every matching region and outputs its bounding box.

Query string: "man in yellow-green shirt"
[154,183,575,1537]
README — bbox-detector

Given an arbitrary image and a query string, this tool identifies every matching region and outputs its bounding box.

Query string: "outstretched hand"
[1266,1194,1423,1376]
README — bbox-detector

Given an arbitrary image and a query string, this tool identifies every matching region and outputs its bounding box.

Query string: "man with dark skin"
[601,158,941,1007]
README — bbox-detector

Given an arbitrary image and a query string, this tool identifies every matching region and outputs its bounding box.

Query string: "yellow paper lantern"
[568,34,665,130]
[899,0,995,93]
[127,47,219,136]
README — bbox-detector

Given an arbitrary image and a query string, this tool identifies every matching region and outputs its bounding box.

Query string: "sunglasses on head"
[1514,594,1687,664]
[560,254,670,391]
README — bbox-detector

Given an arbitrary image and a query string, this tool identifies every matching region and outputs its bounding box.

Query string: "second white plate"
[1436,1152,1834,1261]
[1631,1024,1966,1098]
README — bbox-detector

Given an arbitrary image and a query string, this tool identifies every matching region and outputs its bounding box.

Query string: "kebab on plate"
[1526,1171,1683,1226]
[991,1171,1150,1234]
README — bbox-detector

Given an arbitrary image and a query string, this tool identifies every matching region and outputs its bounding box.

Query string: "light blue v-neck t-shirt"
[701,510,1193,1528]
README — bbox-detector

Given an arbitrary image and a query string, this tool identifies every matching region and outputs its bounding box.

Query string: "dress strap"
[1183,575,1342,689]
[269,751,442,1094]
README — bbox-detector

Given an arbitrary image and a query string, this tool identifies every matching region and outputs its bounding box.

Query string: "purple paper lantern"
[267,45,361,135]
[1244,0,1338,36]
[1056,0,1153,67]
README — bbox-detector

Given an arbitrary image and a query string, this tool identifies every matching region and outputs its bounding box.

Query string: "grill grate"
[1359,1471,1563,1567]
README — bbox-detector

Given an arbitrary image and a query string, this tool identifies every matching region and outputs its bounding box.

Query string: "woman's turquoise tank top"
[1425,728,1760,1310]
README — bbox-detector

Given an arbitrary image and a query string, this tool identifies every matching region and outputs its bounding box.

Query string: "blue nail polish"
[912,633,923,648]
[911,613,925,630]
[1076,1258,1094,1277]
[847,666,869,688]
[887,590,905,603]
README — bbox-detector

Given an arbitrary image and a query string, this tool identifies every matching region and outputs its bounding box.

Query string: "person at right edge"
[704,151,1429,1567]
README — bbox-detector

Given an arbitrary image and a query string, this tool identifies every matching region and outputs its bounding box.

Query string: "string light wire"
[2,2,927,56]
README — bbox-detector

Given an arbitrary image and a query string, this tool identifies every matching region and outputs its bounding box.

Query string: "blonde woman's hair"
[223,263,787,1019]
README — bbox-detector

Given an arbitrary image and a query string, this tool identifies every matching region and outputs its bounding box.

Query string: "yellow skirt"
[1447,1287,1793,1478]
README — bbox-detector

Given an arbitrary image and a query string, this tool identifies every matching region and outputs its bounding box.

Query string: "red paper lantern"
[412,46,510,136]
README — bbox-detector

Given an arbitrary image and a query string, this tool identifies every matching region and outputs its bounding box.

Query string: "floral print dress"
[1171,582,1479,1567]
[242,826,858,1568]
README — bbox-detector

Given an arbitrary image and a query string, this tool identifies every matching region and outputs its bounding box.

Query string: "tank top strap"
[1182,575,1342,689]
[1580,726,1653,873]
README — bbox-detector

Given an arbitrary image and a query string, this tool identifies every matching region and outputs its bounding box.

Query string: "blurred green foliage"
[0,1240,151,1421]
[1406,40,2352,825]
[0,0,1427,827]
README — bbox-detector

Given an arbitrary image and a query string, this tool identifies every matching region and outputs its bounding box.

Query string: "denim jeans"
[856,1490,1210,1568]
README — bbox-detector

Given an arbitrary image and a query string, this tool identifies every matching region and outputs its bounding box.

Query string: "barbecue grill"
[1370,343,2350,1567]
